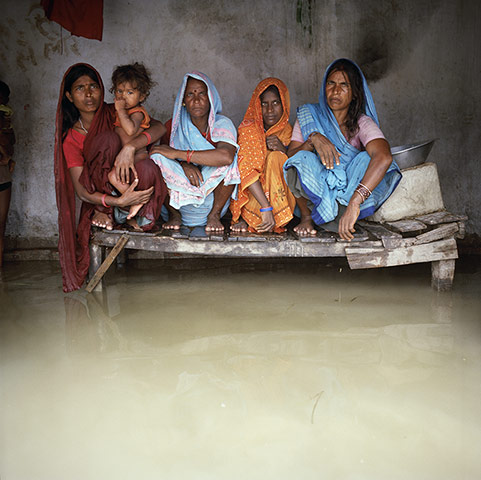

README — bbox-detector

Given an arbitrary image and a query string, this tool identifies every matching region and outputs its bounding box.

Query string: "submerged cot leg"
[89,243,104,293]
[431,259,455,292]
[86,234,129,293]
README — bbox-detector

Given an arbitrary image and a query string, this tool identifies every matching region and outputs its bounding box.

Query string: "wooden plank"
[91,230,344,257]
[386,219,428,233]
[415,223,458,244]
[383,223,459,248]
[382,237,418,249]
[86,234,129,293]
[296,225,368,243]
[208,233,225,242]
[90,229,386,258]
[431,259,455,292]
[107,227,156,236]
[337,240,383,249]
[158,227,189,239]
[227,232,268,242]
[333,225,369,242]
[456,221,465,239]
[358,221,402,239]
[343,246,385,255]
[189,226,209,240]
[415,211,468,225]
[227,231,290,242]
[346,238,458,270]
[299,231,337,243]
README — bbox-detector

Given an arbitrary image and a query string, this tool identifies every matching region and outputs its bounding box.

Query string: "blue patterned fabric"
[151,71,240,226]
[284,59,401,224]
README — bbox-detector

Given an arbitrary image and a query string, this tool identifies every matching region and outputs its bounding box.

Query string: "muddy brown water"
[1,256,480,479]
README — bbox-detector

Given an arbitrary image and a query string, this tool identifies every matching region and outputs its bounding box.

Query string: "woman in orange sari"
[230,78,296,233]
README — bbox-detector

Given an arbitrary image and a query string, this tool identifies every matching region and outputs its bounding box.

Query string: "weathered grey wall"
[1,0,480,245]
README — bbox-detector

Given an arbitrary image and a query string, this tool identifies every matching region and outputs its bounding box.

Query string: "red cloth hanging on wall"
[41,0,104,41]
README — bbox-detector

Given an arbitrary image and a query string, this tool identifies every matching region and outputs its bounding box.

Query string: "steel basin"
[391,139,436,169]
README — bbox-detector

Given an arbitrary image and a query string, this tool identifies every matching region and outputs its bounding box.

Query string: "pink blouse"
[291,114,385,150]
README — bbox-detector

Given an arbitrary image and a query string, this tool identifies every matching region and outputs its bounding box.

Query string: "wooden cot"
[87,209,467,293]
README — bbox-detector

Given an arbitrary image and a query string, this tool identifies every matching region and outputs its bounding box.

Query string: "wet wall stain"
[27,4,81,59]
[0,22,10,65]
[296,0,313,49]
[0,15,37,72]
[16,29,38,71]
[0,3,82,72]
[346,0,441,81]
[162,1,283,93]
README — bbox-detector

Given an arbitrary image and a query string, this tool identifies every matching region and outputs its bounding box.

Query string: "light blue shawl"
[151,71,240,226]
[284,59,401,224]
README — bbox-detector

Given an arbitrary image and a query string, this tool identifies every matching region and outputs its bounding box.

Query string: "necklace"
[79,118,89,134]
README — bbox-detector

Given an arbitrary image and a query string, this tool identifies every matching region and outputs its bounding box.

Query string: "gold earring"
[182,102,186,107]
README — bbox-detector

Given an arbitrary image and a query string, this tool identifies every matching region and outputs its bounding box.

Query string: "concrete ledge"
[3,248,59,262]
[4,236,58,251]
[368,162,445,223]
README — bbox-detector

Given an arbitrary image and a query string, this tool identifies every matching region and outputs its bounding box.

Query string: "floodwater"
[1,256,480,480]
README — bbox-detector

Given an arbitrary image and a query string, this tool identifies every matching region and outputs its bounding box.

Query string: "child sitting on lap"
[108,62,154,227]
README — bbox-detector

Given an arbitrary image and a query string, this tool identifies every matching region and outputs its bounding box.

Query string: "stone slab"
[368,162,445,223]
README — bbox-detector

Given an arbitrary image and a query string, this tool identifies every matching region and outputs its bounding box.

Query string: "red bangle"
[186,150,194,163]
[142,131,152,144]
[101,194,109,208]
[354,184,371,203]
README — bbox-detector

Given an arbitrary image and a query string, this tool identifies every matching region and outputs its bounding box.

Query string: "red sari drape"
[41,0,104,41]
[54,63,166,292]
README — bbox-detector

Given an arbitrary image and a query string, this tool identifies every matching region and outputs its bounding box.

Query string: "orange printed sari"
[230,78,295,233]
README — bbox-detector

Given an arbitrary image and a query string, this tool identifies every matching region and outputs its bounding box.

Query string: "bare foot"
[127,203,143,220]
[163,212,182,230]
[206,211,224,232]
[126,218,143,231]
[92,211,114,230]
[293,216,317,236]
[231,219,248,233]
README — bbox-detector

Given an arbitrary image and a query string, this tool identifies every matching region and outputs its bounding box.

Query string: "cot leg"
[431,290,453,323]
[116,248,127,267]
[87,235,129,294]
[89,243,103,293]
[431,259,455,292]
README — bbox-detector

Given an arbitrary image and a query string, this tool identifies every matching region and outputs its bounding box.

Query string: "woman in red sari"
[55,63,167,292]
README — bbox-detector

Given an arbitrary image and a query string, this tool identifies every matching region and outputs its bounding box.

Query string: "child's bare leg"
[108,168,128,194]
[126,217,142,231]
[125,151,151,219]
[126,203,143,220]
[107,167,143,221]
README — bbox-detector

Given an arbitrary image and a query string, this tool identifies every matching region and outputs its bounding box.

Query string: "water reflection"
[2,258,480,479]
[63,261,458,363]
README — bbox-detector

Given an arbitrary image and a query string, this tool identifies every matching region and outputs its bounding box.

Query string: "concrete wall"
[1,0,480,246]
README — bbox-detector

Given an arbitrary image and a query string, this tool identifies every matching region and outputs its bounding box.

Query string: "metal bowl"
[391,139,436,169]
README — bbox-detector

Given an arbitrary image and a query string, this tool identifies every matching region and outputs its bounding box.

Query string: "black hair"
[110,62,154,98]
[260,84,281,102]
[326,59,366,140]
[61,65,99,137]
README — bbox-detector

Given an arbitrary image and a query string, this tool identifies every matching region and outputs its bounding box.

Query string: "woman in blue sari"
[284,58,401,241]
[150,72,240,232]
